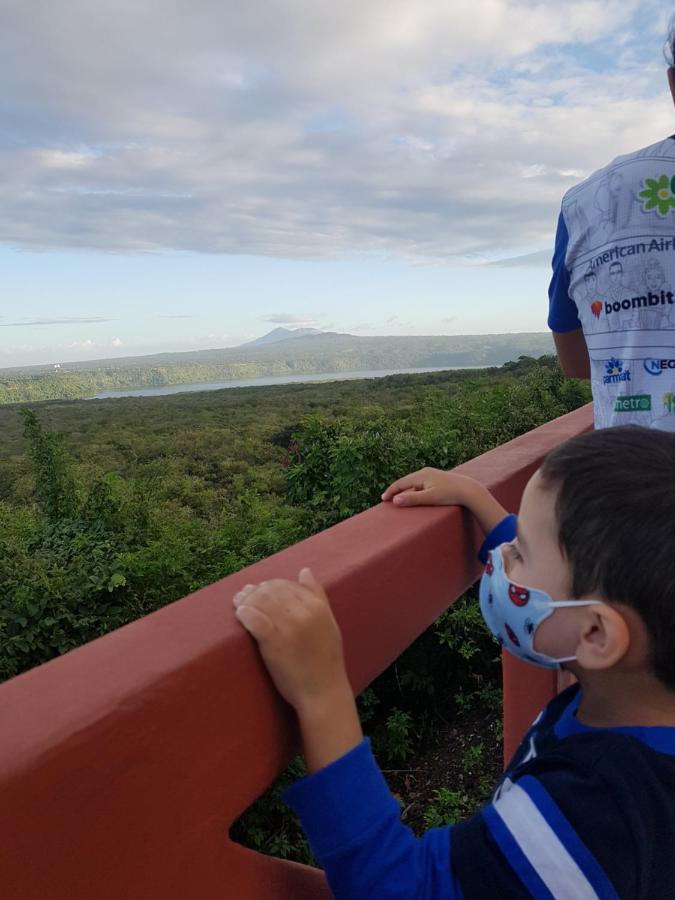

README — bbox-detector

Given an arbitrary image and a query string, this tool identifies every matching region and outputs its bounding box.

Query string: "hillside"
[0,331,555,404]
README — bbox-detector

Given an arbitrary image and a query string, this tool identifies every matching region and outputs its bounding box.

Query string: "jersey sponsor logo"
[644,359,675,376]
[638,174,675,217]
[614,394,651,413]
[663,393,675,413]
[604,289,674,315]
[588,237,675,272]
[603,358,631,384]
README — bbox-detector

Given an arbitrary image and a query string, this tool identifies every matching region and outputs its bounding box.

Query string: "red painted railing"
[0,404,593,899]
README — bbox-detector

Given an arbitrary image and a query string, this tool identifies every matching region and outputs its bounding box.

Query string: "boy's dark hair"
[540,426,675,690]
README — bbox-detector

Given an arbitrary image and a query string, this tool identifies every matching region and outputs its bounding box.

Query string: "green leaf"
[107,573,127,591]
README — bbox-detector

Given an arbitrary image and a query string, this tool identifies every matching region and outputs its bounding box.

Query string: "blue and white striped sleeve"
[547,210,581,334]
[452,762,625,899]
[483,776,620,899]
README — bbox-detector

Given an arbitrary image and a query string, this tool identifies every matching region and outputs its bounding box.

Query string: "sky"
[1,0,674,367]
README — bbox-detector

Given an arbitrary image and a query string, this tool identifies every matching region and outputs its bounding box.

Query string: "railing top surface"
[0,403,593,899]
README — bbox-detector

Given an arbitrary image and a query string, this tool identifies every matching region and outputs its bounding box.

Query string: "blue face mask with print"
[479,544,598,670]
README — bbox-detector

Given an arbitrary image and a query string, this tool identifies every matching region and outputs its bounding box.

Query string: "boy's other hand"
[381,468,475,507]
[233,569,349,714]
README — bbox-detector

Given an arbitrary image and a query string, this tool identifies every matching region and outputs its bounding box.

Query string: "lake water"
[93,366,475,400]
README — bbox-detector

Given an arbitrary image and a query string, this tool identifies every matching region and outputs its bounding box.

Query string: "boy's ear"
[574,604,630,671]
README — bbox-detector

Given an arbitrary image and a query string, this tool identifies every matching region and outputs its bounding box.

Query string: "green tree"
[20,409,78,520]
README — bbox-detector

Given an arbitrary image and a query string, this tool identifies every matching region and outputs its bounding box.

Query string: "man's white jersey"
[548,136,675,430]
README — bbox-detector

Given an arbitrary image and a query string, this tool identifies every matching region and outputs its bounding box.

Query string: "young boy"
[233,426,675,899]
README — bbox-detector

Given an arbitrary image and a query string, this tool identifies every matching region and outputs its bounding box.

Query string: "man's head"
[505,427,675,689]
[667,20,675,105]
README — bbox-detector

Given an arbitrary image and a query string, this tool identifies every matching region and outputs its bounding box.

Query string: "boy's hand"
[381,467,509,535]
[233,568,349,715]
[381,468,476,507]
[234,569,363,772]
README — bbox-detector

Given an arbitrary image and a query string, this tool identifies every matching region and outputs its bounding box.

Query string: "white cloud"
[111,337,122,347]
[36,149,93,170]
[0,316,117,327]
[0,0,671,262]
[489,249,552,267]
[263,312,322,326]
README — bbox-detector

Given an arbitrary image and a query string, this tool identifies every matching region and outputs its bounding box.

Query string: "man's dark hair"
[609,261,622,272]
[666,18,675,66]
[540,426,675,690]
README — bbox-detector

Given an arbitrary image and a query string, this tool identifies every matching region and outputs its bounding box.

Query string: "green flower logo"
[638,174,675,217]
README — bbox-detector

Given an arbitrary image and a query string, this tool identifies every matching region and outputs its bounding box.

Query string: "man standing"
[548,38,675,431]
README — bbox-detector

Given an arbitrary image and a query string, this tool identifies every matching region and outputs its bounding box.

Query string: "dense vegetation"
[0,356,590,861]
[0,331,554,403]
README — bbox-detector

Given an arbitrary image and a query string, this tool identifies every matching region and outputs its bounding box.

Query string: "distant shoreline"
[91,366,480,400]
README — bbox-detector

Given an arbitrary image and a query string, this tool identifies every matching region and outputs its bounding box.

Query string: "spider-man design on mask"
[505,623,520,646]
[508,583,530,607]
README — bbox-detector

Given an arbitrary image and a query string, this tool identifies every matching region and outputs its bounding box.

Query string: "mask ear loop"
[548,600,602,609]
[535,600,605,666]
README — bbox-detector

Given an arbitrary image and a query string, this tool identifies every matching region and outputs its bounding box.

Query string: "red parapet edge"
[0,405,593,899]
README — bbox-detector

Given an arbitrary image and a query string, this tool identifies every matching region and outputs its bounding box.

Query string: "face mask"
[479,544,599,670]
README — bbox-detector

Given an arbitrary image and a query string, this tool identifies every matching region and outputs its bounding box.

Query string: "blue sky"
[1,0,673,367]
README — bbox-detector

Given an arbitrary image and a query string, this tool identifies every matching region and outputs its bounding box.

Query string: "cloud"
[0,1,670,262]
[111,337,122,347]
[0,316,117,327]
[489,249,552,267]
[263,313,322,326]
[158,314,194,319]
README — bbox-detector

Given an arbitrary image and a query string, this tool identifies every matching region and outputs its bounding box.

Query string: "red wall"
[0,405,593,898]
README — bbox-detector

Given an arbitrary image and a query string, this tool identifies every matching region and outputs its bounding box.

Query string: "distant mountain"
[245,327,329,346]
[0,332,556,379]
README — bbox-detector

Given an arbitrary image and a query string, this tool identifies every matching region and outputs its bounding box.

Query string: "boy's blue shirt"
[284,515,675,899]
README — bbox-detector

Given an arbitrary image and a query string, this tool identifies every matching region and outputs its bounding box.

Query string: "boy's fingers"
[235,604,276,641]
[392,488,432,506]
[247,583,313,629]
[298,567,327,601]
[233,580,296,605]
[234,584,284,618]
[381,472,424,501]
[232,583,257,607]
[233,575,328,624]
